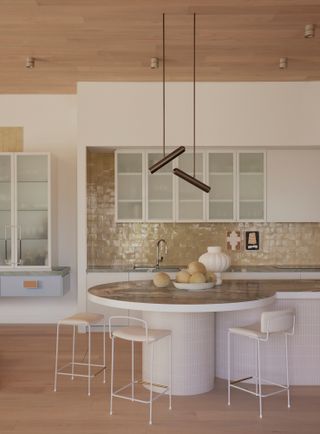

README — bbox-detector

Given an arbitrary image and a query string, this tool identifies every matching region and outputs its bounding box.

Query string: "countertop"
[88,278,320,313]
[0,266,71,276]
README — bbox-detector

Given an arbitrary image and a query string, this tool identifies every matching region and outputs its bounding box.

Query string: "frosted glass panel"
[239,174,264,200]
[0,155,11,181]
[17,182,48,210]
[18,239,47,266]
[239,201,264,220]
[17,155,48,181]
[179,153,202,172]
[179,202,203,220]
[118,174,142,201]
[0,211,11,266]
[209,153,233,173]
[118,154,142,173]
[210,174,233,200]
[148,202,172,220]
[239,153,264,173]
[210,202,234,220]
[148,175,172,200]
[118,202,142,220]
[0,183,11,210]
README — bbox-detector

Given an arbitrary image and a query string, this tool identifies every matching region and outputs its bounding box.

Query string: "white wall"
[78,82,320,148]
[0,95,77,323]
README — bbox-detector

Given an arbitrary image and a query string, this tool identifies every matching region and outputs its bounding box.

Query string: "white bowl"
[172,281,215,291]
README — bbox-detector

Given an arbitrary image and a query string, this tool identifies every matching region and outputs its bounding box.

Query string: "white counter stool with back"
[109,316,172,425]
[227,309,295,418]
[54,312,106,396]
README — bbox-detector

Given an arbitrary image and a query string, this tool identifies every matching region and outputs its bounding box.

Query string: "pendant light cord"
[193,12,196,178]
[163,13,166,157]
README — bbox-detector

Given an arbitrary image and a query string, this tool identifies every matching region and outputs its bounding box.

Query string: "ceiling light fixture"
[279,57,288,69]
[149,14,185,174]
[304,24,315,38]
[150,57,159,69]
[173,13,211,194]
[25,56,35,69]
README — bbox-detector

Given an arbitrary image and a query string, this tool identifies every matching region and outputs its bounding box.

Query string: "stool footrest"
[230,376,289,399]
[57,362,106,379]
[113,378,169,405]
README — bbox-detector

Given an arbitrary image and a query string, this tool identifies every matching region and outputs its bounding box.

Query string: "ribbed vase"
[199,246,231,285]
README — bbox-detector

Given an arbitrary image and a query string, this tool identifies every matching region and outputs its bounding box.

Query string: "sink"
[131,265,180,273]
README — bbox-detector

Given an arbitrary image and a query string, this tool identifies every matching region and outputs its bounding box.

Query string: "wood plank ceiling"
[1,0,320,93]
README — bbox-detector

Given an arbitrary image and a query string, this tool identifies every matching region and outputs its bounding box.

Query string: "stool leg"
[88,325,91,396]
[54,323,60,392]
[227,331,231,406]
[149,342,154,425]
[71,325,76,380]
[110,336,115,415]
[285,333,291,408]
[131,341,135,401]
[103,322,106,384]
[168,334,172,410]
[257,339,262,418]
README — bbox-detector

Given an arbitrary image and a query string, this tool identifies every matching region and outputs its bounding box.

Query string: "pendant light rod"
[149,13,185,174]
[173,12,211,193]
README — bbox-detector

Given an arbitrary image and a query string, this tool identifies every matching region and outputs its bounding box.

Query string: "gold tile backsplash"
[0,127,23,152]
[87,150,320,267]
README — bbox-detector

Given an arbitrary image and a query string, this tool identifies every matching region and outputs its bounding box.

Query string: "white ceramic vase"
[199,246,231,285]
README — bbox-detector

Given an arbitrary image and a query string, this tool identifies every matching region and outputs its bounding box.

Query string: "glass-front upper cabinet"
[208,152,235,221]
[176,152,205,221]
[16,155,49,267]
[0,153,51,269]
[116,152,144,221]
[147,153,173,221]
[238,152,265,221]
[0,155,12,266]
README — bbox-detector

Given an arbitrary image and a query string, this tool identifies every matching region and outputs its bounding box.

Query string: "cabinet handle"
[23,280,38,289]
[17,225,22,265]
[4,224,11,265]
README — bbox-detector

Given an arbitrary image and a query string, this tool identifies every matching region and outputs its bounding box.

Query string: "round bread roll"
[188,261,206,275]
[153,272,171,288]
[176,270,191,283]
[206,271,216,283]
[189,272,206,283]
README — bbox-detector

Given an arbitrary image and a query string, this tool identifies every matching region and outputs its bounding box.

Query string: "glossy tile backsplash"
[87,150,320,267]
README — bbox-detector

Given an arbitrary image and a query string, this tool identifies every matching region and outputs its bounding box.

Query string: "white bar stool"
[227,310,295,418]
[109,316,172,425]
[54,312,106,396]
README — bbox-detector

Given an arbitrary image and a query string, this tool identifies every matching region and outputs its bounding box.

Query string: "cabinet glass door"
[16,155,49,266]
[238,152,265,220]
[147,153,173,220]
[208,153,235,220]
[0,155,12,266]
[117,153,143,220]
[177,153,204,220]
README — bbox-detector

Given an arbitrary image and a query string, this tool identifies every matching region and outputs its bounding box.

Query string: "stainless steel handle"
[17,225,23,265]
[4,224,11,265]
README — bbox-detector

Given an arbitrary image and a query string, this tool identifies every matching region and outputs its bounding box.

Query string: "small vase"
[199,246,231,285]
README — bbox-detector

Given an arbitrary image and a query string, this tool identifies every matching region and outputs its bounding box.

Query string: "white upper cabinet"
[238,152,266,221]
[147,153,174,221]
[208,152,235,221]
[267,150,320,222]
[116,152,144,221]
[176,152,205,221]
[0,153,51,269]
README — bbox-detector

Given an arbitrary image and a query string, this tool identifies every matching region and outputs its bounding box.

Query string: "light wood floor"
[0,325,319,434]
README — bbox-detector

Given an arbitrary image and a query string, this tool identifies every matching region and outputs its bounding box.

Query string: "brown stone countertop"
[88,279,320,313]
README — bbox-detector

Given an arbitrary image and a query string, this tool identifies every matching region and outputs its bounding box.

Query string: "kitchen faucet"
[156,239,167,268]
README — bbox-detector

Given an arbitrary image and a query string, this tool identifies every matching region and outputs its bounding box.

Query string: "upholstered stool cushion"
[112,326,171,343]
[59,313,105,326]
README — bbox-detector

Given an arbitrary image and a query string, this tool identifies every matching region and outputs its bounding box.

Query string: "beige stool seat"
[112,326,171,343]
[228,310,295,418]
[54,312,106,396]
[109,316,172,425]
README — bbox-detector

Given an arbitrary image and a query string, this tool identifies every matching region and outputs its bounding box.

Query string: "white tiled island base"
[88,279,320,395]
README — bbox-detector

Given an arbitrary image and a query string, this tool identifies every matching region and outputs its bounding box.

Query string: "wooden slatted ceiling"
[0,1,320,93]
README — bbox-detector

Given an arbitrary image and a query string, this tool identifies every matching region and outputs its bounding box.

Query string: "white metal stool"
[228,310,295,418]
[54,312,106,396]
[109,316,172,425]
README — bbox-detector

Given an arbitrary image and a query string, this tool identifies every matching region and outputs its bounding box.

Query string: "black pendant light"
[149,13,185,174]
[173,13,211,193]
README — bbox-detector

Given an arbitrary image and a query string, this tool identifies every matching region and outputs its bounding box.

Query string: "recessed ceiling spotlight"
[279,57,288,69]
[304,24,315,38]
[150,57,159,69]
[25,56,35,69]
